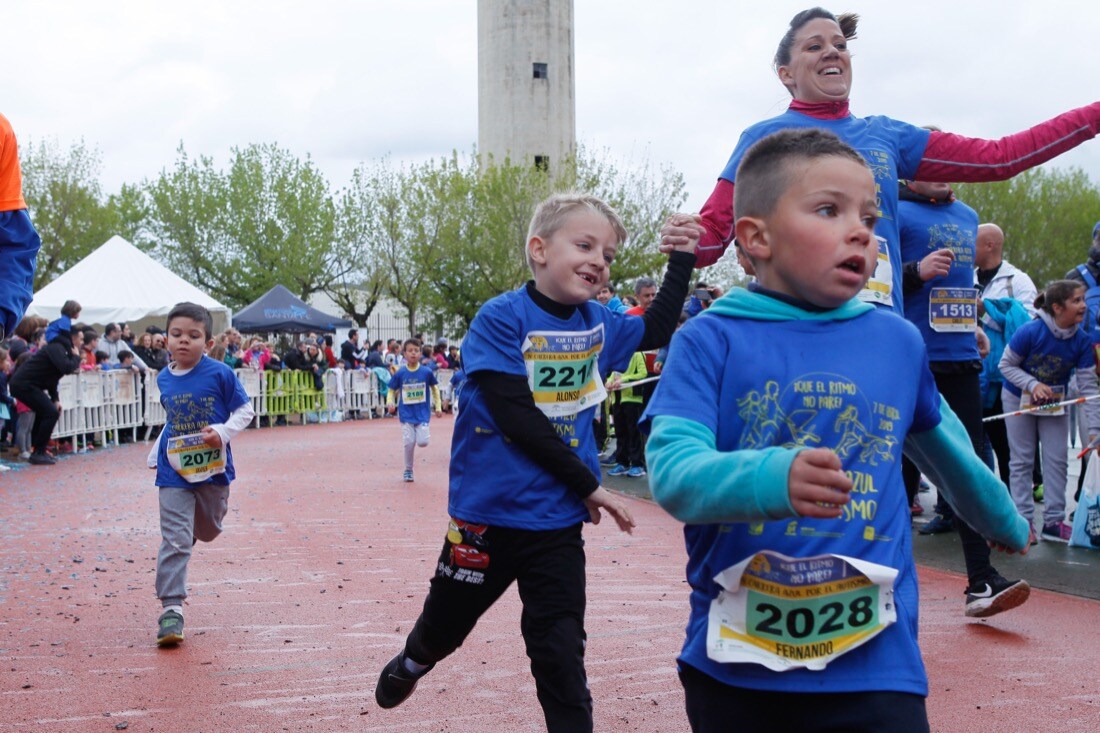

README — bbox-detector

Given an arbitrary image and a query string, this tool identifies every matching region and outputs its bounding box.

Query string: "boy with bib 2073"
[643,129,1029,733]
[374,193,696,732]
[147,303,254,647]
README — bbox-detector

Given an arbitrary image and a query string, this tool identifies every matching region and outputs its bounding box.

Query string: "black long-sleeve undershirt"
[476,250,696,499]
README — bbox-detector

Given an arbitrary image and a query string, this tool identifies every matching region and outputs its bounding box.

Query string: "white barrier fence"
[50,367,385,445]
[53,371,144,447]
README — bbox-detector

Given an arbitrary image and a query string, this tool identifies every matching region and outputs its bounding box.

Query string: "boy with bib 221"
[374,193,696,732]
[147,302,254,647]
[644,129,1029,733]
[387,337,442,482]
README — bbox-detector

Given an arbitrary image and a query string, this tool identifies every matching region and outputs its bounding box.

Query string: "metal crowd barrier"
[48,367,383,448]
[52,370,143,448]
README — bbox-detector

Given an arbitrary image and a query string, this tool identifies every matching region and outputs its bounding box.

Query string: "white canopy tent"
[26,235,231,334]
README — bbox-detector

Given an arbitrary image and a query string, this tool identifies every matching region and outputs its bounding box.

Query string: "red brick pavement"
[1,417,1097,732]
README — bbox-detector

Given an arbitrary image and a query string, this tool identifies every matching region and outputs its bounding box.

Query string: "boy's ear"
[734,216,772,263]
[527,235,548,266]
[205,338,215,352]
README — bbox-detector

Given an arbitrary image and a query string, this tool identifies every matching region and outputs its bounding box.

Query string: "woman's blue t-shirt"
[721,111,930,315]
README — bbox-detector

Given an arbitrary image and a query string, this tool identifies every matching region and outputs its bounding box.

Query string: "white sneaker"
[18,451,30,460]
[0,463,10,471]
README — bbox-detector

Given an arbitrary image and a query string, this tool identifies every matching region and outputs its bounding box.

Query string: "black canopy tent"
[232,284,354,334]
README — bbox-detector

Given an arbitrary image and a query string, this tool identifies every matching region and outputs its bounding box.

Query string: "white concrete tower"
[477,0,576,170]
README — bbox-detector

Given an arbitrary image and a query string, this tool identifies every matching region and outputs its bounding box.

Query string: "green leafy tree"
[19,138,118,288]
[955,168,1100,287]
[574,147,688,289]
[146,143,339,309]
[420,153,557,329]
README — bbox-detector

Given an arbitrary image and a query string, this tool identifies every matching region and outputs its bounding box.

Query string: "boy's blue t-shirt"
[449,285,644,530]
[898,198,981,362]
[156,356,250,488]
[389,363,438,424]
[1002,317,1095,397]
[720,112,930,315]
[644,307,940,695]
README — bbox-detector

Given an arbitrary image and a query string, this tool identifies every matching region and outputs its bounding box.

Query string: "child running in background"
[147,303,254,646]
[374,193,696,732]
[387,337,441,482]
[998,280,1100,543]
[644,129,1028,733]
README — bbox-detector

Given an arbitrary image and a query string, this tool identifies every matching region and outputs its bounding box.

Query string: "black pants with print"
[405,521,591,733]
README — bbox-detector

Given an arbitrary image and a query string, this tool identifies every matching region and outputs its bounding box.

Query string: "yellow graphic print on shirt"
[736,374,902,538]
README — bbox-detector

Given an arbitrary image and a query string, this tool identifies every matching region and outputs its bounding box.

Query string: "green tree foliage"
[20,138,118,288]
[422,153,557,329]
[146,143,338,309]
[573,147,687,289]
[955,167,1100,287]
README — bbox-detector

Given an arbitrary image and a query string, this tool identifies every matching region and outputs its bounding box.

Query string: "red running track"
[1,417,1098,731]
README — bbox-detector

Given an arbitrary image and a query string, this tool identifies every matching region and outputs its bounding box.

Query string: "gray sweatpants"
[156,484,230,607]
[402,422,430,471]
[1002,389,1069,527]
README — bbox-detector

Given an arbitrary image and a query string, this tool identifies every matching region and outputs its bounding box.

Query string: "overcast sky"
[6,0,1100,211]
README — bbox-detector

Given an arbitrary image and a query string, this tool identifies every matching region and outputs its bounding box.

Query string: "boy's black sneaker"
[375,652,433,709]
[28,451,56,465]
[964,575,1030,618]
[156,609,185,646]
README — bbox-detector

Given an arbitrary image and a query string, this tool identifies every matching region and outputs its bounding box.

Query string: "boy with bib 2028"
[387,337,442,482]
[643,129,1029,733]
[374,193,696,732]
[147,302,254,647]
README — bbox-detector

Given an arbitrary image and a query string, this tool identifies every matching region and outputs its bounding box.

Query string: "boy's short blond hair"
[525,193,628,270]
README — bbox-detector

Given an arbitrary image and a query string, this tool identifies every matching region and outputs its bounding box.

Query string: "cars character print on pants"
[446,518,490,581]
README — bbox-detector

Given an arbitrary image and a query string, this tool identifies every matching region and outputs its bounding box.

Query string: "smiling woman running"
[664,7,1100,314]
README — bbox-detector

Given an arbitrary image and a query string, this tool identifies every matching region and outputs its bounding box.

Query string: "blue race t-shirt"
[1002,317,1095,397]
[899,197,981,362]
[448,285,644,530]
[720,111,930,315]
[389,363,438,424]
[644,307,940,696]
[156,356,250,488]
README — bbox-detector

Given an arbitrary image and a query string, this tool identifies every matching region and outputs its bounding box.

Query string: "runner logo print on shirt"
[736,374,899,533]
[522,326,607,417]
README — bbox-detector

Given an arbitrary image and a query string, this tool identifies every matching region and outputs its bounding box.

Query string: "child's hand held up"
[658,213,704,254]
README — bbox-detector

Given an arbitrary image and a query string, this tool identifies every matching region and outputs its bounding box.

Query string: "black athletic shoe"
[375,652,434,709]
[156,609,185,646]
[918,515,954,535]
[28,451,56,465]
[964,576,1030,618]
